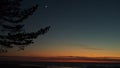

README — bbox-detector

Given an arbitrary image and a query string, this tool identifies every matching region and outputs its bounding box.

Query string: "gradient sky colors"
[1,0,120,61]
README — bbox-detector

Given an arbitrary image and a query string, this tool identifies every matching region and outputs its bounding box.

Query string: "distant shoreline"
[0,61,120,65]
[0,61,120,68]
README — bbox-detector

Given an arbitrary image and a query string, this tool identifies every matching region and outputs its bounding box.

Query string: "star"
[44,5,48,8]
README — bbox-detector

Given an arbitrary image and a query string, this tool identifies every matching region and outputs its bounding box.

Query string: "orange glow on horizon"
[28,59,120,63]
[0,55,120,63]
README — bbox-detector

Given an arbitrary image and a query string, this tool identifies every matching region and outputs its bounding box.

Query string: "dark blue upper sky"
[4,0,120,57]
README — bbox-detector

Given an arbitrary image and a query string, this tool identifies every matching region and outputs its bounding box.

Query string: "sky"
[1,0,120,61]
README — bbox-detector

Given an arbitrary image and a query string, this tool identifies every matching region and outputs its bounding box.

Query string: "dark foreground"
[0,62,120,68]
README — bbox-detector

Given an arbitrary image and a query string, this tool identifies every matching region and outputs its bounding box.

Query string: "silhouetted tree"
[0,0,50,52]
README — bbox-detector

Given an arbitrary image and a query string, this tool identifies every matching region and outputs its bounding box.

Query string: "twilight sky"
[1,0,120,58]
